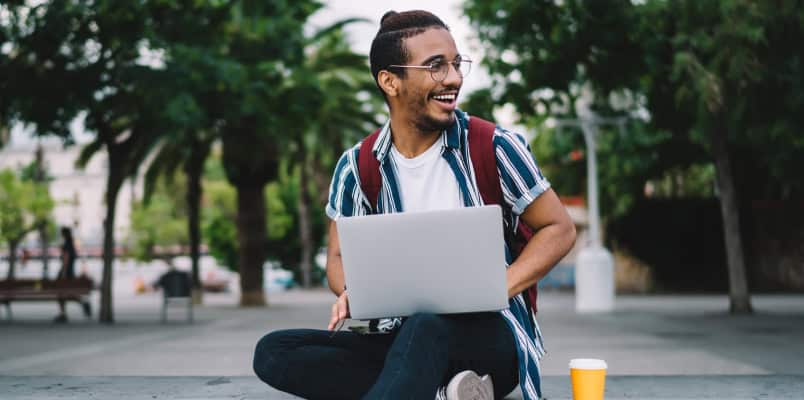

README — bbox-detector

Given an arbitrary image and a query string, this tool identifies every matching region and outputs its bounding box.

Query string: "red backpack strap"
[469,116,539,315]
[357,128,382,211]
[468,117,503,206]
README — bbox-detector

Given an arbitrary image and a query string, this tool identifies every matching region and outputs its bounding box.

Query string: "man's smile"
[429,91,459,110]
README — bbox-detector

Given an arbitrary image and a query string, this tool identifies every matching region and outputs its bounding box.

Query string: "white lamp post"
[554,114,626,313]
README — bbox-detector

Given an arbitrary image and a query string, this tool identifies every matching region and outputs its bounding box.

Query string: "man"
[253,10,575,400]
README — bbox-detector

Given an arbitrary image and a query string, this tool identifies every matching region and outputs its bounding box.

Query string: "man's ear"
[377,70,400,98]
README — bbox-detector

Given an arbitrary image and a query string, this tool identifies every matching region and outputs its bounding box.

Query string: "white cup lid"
[569,358,607,370]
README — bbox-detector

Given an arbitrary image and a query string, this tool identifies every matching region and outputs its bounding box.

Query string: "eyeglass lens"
[431,59,471,82]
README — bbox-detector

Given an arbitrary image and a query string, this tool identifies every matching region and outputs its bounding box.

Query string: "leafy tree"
[0,169,54,279]
[202,157,298,276]
[131,0,325,306]
[140,132,212,303]
[289,21,384,287]
[218,1,322,305]
[3,1,166,322]
[615,0,804,312]
[140,0,234,303]
[18,146,57,279]
[465,0,804,313]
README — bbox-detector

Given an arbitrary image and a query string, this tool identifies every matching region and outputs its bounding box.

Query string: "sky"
[10,1,505,147]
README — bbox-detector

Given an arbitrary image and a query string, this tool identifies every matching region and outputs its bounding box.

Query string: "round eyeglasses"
[389,56,472,82]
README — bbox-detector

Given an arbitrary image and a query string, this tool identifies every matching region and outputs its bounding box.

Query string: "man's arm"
[505,188,576,298]
[325,220,346,296]
[325,219,350,330]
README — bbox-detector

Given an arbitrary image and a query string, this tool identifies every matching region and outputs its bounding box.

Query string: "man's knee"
[253,331,290,388]
[404,313,449,338]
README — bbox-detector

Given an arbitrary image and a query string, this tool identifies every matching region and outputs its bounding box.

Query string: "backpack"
[356,116,540,317]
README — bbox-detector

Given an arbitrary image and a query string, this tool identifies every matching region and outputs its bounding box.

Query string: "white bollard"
[575,245,615,312]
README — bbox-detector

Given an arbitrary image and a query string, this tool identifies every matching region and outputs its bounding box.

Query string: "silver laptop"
[336,205,508,320]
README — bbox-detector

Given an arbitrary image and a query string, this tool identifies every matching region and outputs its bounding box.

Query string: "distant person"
[53,227,77,323]
[20,248,31,268]
[152,265,192,298]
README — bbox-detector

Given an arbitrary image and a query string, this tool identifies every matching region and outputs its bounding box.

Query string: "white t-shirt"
[390,139,463,212]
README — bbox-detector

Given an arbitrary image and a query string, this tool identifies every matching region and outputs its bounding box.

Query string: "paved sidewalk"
[3,375,803,399]
[1,288,803,398]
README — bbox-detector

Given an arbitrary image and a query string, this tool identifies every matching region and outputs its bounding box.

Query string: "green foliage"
[464,0,645,115]
[200,156,320,274]
[459,88,497,121]
[202,179,239,272]
[464,0,804,214]
[0,169,54,244]
[2,1,384,296]
[649,164,716,199]
[645,0,804,199]
[129,173,189,262]
[264,162,327,274]
[529,125,586,198]
[530,121,674,217]
[463,0,686,218]
[266,179,295,242]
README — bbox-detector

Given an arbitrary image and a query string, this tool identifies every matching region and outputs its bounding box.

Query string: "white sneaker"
[445,370,494,400]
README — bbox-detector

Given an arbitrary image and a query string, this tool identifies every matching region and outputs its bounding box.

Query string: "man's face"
[395,28,463,134]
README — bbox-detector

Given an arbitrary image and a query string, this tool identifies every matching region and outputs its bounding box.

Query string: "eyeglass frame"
[387,55,472,82]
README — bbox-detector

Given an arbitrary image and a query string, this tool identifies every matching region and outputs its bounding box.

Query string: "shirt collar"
[372,109,468,162]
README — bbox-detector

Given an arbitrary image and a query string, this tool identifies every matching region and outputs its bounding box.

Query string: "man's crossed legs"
[253,312,519,399]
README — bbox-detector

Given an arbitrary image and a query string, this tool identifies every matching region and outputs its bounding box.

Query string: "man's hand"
[327,291,350,330]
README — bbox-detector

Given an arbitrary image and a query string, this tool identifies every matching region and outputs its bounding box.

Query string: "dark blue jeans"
[253,312,518,399]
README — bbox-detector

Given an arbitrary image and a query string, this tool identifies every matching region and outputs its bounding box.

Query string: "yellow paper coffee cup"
[569,358,607,400]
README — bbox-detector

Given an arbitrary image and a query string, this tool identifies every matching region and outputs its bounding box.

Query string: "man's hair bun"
[380,11,399,27]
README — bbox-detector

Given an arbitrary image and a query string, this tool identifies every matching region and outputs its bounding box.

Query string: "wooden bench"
[0,277,93,320]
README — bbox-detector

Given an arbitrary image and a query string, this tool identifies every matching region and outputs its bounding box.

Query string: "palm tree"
[141,130,214,303]
[290,22,385,287]
[76,96,163,323]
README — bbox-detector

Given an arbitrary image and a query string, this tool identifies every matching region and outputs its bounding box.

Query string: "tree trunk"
[34,145,50,280]
[184,141,209,305]
[298,160,313,288]
[236,181,267,306]
[313,163,332,206]
[6,240,19,280]
[39,225,49,280]
[711,123,753,314]
[99,166,124,324]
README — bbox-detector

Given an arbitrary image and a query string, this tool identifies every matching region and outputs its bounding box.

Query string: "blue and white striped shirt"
[326,109,550,400]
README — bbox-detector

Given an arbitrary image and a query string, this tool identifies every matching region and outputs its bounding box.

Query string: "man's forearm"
[326,255,346,296]
[325,220,346,297]
[506,221,576,298]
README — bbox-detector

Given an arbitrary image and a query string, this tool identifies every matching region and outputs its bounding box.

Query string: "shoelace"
[435,386,447,400]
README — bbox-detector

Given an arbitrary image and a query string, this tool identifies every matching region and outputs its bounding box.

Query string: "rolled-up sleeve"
[493,128,552,216]
[326,145,367,220]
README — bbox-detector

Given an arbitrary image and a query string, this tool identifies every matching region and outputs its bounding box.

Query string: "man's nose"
[441,62,463,87]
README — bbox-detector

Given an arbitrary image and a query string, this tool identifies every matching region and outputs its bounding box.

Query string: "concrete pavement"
[1,288,802,398]
[2,375,803,399]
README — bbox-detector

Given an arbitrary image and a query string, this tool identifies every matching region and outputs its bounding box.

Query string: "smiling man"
[253,10,575,400]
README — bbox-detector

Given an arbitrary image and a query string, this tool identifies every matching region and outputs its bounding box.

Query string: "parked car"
[263,261,295,292]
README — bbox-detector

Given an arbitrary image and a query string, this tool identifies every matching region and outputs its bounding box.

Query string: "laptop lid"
[336,205,508,320]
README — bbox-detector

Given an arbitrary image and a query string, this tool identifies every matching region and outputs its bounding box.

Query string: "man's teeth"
[432,94,456,101]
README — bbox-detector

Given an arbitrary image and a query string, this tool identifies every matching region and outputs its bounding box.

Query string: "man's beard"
[406,92,455,133]
[413,111,455,134]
